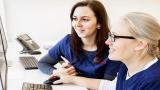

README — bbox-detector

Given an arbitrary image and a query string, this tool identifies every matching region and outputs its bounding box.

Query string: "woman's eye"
[83,18,89,22]
[72,17,77,21]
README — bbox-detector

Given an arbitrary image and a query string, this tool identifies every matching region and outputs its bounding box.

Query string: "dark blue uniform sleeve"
[38,34,71,75]
[38,54,59,75]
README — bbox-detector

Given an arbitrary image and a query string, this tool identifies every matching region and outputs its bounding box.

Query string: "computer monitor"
[0,16,8,90]
[0,17,7,53]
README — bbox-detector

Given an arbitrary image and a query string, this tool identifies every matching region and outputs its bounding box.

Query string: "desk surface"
[7,42,87,90]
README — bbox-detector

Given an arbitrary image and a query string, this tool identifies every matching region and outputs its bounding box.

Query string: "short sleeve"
[48,34,71,60]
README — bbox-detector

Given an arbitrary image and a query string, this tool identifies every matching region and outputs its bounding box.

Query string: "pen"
[60,56,71,68]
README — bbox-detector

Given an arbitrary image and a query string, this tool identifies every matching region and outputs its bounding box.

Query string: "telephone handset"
[16,34,41,55]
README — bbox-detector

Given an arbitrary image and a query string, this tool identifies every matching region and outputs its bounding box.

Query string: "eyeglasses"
[108,32,135,42]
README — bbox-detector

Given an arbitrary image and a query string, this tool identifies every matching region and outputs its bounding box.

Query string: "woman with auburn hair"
[38,0,121,81]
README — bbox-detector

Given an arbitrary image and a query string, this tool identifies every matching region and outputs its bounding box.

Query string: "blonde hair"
[122,12,160,58]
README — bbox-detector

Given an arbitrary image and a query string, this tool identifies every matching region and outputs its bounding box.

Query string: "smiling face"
[71,6,99,38]
[105,19,138,62]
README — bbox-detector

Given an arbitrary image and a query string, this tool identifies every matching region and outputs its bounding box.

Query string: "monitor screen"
[0,16,8,90]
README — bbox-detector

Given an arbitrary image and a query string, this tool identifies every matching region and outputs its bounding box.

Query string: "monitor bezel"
[0,16,8,54]
[0,16,8,90]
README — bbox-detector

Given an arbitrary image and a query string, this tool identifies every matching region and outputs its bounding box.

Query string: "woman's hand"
[61,62,78,76]
[52,74,74,84]
[52,63,77,76]
[49,56,78,79]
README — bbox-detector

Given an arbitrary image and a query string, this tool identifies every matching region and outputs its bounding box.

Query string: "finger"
[48,74,56,80]
[70,72,78,76]
[65,67,77,75]
[53,80,62,84]
[62,63,71,68]
[67,71,78,76]
[65,68,75,74]
[65,66,75,72]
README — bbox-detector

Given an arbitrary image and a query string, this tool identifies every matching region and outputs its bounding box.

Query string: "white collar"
[126,58,158,80]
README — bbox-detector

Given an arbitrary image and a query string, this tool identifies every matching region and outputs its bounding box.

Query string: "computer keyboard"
[19,56,38,70]
[22,82,52,90]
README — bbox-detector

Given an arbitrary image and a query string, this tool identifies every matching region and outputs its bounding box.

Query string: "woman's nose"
[76,20,82,27]
[105,38,112,45]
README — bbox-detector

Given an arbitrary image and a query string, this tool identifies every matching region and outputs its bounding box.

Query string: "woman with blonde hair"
[54,12,160,90]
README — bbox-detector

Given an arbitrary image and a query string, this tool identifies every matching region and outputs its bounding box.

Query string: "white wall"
[4,0,78,44]
[3,0,160,45]
[102,0,160,24]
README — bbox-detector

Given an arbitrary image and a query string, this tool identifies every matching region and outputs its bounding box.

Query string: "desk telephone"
[16,34,41,55]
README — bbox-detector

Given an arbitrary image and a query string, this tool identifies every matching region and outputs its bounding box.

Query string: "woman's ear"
[135,40,148,51]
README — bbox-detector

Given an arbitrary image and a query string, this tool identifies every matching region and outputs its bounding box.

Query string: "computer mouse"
[43,76,63,85]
